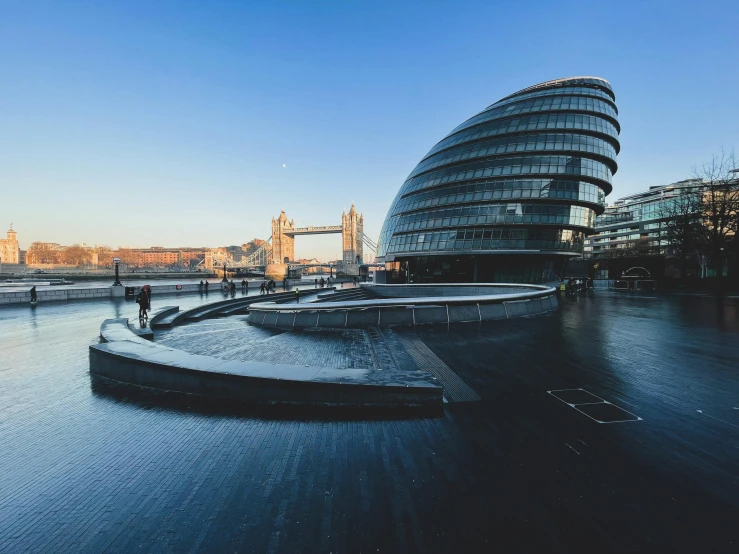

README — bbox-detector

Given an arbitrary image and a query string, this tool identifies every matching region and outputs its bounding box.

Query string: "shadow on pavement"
[89,374,444,422]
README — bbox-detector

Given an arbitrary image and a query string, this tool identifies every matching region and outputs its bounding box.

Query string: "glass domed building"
[377,77,619,284]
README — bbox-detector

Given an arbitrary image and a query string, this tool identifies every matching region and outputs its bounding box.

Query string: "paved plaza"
[1,292,738,552]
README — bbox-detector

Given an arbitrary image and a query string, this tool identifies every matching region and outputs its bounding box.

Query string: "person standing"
[199,280,204,293]
[30,286,37,305]
[136,289,148,319]
[241,279,247,293]
[143,285,152,314]
[260,282,265,295]
[295,288,300,303]
[204,280,209,293]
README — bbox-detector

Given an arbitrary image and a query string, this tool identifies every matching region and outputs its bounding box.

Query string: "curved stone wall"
[246,283,558,329]
[90,318,442,408]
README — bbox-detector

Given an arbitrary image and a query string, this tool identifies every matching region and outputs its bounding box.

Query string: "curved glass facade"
[377,76,619,284]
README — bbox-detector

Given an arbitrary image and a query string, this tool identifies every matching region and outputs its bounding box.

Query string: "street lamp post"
[112,257,122,286]
[222,263,228,283]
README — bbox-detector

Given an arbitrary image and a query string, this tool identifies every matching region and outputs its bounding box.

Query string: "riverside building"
[584,179,704,260]
[376,77,620,284]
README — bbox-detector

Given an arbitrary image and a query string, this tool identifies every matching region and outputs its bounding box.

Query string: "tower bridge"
[271,204,363,266]
[205,204,378,279]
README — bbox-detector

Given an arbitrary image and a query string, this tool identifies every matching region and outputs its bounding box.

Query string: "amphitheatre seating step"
[213,290,322,316]
[186,298,256,321]
[150,311,179,328]
[313,289,376,303]
[216,303,254,316]
[90,316,443,409]
[148,306,179,327]
[151,289,335,329]
[127,321,154,340]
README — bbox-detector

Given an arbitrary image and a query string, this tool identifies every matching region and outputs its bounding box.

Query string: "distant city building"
[377,77,619,283]
[0,223,273,271]
[584,179,704,259]
[115,247,206,268]
[0,225,20,264]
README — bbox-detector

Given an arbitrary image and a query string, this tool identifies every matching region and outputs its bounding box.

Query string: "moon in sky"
[282,164,286,168]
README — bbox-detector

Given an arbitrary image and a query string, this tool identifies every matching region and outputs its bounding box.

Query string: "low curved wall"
[247,283,558,329]
[366,283,541,297]
[90,319,442,408]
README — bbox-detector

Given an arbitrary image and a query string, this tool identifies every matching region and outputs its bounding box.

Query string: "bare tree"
[659,187,707,279]
[26,242,63,265]
[693,149,739,289]
[62,245,92,266]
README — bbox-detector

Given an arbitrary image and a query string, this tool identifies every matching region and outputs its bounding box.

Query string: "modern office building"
[584,179,704,261]
[376,76,620,283]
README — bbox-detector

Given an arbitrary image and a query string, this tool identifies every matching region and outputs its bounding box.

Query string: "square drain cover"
[575,402,641,423]
[549,389,602,405]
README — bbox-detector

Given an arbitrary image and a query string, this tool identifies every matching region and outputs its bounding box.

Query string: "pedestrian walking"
[295,288,300,303]
[260,282,265,294]
[314,278,318,287]
[230,280,236,295]
[241,279,247,293]
[199,280,204,293]
[30,286,37,305]
[136,289,148,319]
[204,280,209,293]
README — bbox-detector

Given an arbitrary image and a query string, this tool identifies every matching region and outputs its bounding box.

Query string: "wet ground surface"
[1,292,738,552]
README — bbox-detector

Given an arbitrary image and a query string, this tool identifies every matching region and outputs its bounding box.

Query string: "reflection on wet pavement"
[0,292,738,552]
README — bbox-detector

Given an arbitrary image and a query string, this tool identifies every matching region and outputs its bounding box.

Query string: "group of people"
[135,285,152,319]
[313,277,331,288]
[566,278,593,295]
[222,280,237,295]
[260,280,277,294]
[198,280,210,293]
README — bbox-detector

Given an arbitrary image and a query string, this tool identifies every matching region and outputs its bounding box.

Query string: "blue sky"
[1,0,737,260]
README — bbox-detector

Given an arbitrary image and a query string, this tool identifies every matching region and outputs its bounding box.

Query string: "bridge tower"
[271,210,295,263]
[342,204,364,264]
